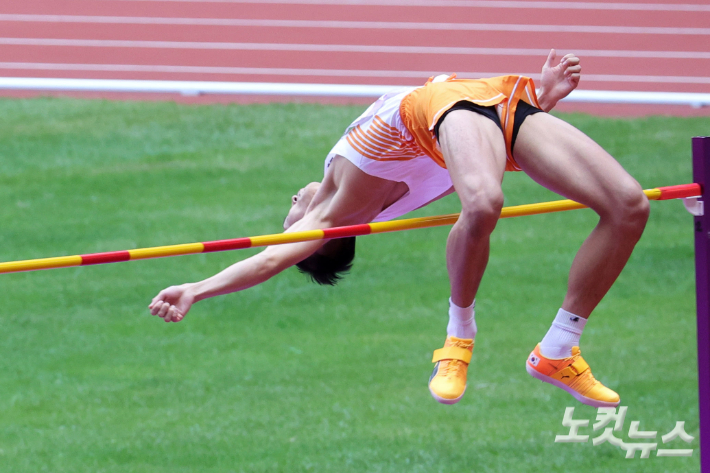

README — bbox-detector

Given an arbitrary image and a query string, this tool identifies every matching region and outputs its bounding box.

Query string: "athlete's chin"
[284,209,305,230]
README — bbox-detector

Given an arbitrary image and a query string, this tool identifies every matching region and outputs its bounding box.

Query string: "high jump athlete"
[149,50,649,408]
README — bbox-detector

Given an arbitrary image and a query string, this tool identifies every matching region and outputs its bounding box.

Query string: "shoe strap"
[551,357,590,381]
[432,346,472,364]
[571,358,589,374]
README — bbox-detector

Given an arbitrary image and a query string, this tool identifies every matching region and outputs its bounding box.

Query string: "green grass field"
[0,97,706,472]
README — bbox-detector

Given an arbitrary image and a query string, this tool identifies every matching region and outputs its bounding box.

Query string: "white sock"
[539,308,587,359]
[446,298,477,340]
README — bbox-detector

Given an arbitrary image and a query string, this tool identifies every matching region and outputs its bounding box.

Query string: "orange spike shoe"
[429,336,474,405]
[526,344,620,408]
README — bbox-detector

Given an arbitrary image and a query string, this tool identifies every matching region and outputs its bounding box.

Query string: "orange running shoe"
[429,336,474,405]
[526,344,620,408]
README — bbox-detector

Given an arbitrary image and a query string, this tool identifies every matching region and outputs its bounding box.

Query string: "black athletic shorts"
[433,100,543,154]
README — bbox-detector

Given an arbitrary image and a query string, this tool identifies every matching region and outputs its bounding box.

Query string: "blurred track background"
[1,0,709,115]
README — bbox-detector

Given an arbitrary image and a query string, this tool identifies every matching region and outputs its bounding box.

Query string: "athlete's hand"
[538,49,581,111]
[149,284,195,322]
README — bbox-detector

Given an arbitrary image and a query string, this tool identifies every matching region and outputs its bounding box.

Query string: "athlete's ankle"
[446,297,477,340]
[539,308,586,358]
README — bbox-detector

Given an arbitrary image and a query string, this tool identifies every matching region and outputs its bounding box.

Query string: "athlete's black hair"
[296,237,356,286]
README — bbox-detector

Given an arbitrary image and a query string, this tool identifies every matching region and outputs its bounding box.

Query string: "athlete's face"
[284,182,321,230]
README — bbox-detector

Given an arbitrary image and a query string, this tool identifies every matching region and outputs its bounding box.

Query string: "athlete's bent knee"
[607,183,650,237]
[458,188,504,235]
[625,190,650,233]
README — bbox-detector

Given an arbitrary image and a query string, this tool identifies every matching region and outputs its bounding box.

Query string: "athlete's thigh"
[438,110,507,203]
[513,112,642,212]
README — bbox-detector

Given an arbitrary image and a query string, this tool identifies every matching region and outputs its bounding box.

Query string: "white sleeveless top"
[324,88,453,222]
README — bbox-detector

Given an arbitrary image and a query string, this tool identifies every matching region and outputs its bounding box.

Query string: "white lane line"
[2,77,709,105]
[584,74,710,84]
[0,62,455,77]
[101,0,710,13]
[2,62,709,84]
[0,15,708,35]
[2,38,710,58]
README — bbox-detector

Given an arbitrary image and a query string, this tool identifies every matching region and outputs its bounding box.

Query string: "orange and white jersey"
[325,88,453,222]
[400,74,541,171]
[324,74,541,221]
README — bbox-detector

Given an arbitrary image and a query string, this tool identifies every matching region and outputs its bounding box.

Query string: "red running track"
[1,0,709,115]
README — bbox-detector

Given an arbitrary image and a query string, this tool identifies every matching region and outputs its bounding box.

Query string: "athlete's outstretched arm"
[148,157,399,323]
[148,212,330,323]
[537,49,581,112]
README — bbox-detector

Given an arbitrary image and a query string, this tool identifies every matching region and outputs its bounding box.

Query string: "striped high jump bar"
[0,183,701,275]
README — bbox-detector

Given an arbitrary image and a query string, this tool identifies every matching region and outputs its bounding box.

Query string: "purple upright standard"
[693,136,710,473]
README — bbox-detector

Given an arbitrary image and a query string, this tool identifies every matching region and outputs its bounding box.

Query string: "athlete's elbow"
[258,254,283,281]
[258,251,301,283]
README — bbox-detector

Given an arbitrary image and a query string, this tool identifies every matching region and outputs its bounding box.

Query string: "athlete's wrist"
[184,282,205,303]
[536,89,556,112]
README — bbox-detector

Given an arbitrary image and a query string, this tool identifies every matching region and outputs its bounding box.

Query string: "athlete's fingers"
[565,67,582,79]
[561,53,580,64]
[157,302,170,319]
[169,306,183,323]
[545,49,557,68]
[149,293,161,308]
[165,306,176,322]
[156,302,169,319]
[150,301,162,316]
[150,300,164,315]
[150,289,169,308]
[565,65,582,74]
[170,307,184,322]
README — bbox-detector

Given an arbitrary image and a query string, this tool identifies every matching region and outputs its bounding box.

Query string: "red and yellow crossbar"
[0,183,701,275]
